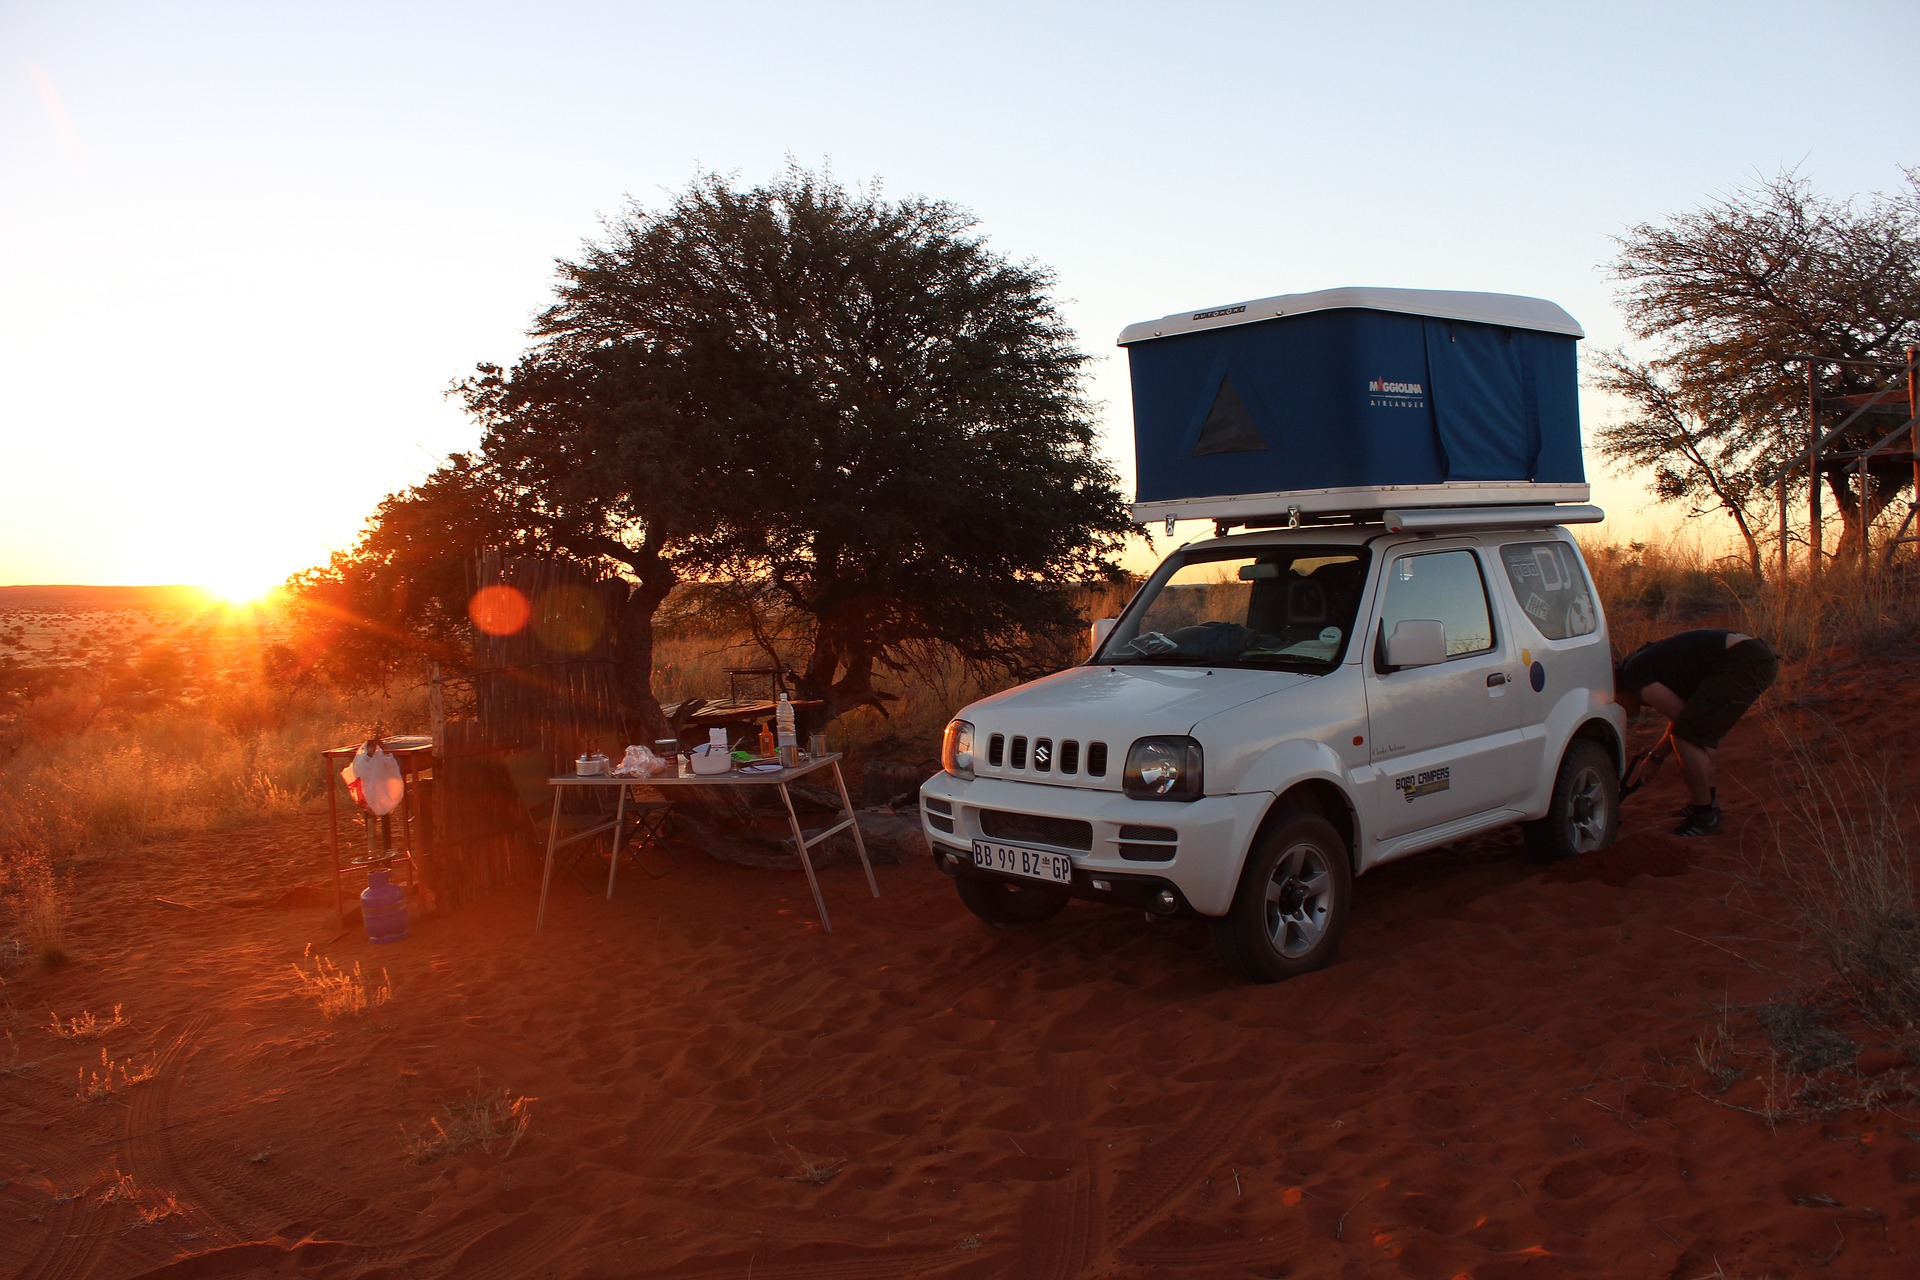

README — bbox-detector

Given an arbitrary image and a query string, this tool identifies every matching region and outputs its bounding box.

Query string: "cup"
[808,732,828,758]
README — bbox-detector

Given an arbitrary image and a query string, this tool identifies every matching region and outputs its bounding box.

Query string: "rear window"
[1498,541,1597,640]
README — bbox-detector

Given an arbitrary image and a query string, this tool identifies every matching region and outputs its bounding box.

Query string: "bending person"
[1613,629,1779,837]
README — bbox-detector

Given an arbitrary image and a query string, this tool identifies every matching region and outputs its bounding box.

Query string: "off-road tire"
[956,875,1071,927]
[1524,738,1619,864]
[1211,810,1352,983]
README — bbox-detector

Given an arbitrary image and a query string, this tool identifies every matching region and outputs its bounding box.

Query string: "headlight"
[1124,736,1204,801]
[941,718,975,780]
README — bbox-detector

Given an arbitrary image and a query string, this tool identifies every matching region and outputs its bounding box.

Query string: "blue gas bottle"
[361,868,409,943]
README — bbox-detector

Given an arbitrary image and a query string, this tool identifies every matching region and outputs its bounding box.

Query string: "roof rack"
[1201,502,1604,539]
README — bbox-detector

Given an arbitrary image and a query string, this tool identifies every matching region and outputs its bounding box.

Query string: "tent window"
[1192,377,1267,455]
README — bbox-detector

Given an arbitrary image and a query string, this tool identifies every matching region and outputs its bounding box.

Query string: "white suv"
[920,510,1624,982]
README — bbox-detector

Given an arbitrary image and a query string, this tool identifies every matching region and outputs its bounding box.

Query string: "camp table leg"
[603,785,630,901]
[534,793,565,931]
[775,781,832,933]
[829,759,879,898]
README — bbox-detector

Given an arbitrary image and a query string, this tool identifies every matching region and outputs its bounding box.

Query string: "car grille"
[978,809,1093,851]
[1117,822,1178,862]
[986,733,1109,778]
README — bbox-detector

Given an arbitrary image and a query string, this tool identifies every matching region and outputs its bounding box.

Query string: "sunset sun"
[201,563,288,608]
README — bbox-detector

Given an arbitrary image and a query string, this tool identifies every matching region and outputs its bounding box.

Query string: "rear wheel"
[1211,810,1352,983]
[1524,739,1619,864]
[956,875,1071,926]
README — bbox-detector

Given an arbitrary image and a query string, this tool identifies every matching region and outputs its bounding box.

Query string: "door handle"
[1487,672,1508,688]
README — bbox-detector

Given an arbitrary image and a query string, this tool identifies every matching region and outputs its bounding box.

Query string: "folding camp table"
[533,752,877,933]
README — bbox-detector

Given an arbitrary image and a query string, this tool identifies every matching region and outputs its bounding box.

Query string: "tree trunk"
[605,544,677,742]
[1729,508,1764,583]
[801,626,894,727]
[1824,464,1910,565]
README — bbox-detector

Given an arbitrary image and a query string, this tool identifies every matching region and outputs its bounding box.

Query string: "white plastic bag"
[613,744,666,778]
[342,743,404,816]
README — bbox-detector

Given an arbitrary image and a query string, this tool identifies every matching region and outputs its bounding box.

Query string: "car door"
[1360,543,1530,843]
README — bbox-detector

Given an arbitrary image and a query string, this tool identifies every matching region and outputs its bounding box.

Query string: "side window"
[1380,550,1495,657]
[1499,541,1597,640]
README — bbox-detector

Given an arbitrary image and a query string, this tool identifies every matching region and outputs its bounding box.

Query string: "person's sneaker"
[1673,803,1722,837]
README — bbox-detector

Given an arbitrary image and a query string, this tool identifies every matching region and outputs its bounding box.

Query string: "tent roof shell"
[1117,286,1585,347]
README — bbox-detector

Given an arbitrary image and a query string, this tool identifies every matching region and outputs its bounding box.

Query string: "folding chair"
[505,749,623,892]
[618,785,676,880]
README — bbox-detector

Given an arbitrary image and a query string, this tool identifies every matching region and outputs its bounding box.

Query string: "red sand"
[6,658,1920,1278]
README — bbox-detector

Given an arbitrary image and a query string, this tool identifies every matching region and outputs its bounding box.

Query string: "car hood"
[961,664,1312,742]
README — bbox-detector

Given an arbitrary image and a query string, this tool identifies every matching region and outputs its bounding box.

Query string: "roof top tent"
[1119,286,1590,529]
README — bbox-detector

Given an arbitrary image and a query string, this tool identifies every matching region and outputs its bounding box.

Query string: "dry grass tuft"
[48,1004,128,1040]
[1580,533,1920,678]
[408,1089,534,1165]
[1693,1005,1741,1094]
[1684,724,1920,1121]
[77,1045,158,1102]
[1,852,69,967]
[97,1171,183,1224]
[1769,734,1920,1033]
[774,1143,845,1186]
[292,944,392,1019]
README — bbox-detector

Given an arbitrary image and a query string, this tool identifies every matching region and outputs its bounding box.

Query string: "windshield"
[1096,545,1369,671]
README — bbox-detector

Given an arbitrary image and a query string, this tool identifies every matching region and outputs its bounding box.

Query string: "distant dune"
[0,584,218,610]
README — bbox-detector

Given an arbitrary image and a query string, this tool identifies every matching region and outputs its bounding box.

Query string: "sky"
[3,0,1916,597]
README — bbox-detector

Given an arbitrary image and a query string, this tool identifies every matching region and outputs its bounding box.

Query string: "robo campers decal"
[1394,766,1452,802]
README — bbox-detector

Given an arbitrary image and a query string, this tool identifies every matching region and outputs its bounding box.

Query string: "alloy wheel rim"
[1567,766,1608,854]
[1264,841,1332,958]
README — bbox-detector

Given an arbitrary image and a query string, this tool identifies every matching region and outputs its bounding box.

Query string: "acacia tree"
[283,454,531,687]
[456,165,1131,727]
[1596,168,1920,568]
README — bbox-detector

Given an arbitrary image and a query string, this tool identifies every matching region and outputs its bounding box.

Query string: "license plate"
[971,839,1074,885]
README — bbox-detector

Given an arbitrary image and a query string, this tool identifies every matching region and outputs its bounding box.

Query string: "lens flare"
[532,585,606,654]
[469,585,531,636]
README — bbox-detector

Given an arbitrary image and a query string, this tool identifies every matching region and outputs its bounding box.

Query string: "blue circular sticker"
[1529,661,1546,692]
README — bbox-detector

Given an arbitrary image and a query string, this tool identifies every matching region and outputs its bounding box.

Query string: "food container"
[688,743,733,776]
[575,752,608,776]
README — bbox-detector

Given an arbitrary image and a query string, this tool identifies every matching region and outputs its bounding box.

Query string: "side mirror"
[1090,618,1116,654]
[1384,619,1447,669]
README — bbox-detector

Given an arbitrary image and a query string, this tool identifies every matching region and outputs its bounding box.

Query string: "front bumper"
[918,773,1273,917]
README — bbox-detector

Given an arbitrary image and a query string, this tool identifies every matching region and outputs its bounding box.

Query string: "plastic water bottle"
[362,868,409,943]
[775,693,798,767]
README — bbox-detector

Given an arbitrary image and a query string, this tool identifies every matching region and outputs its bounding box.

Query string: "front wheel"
[956,875,1071,927]
[1524,739,1619,864]
[1211,810,1352,983]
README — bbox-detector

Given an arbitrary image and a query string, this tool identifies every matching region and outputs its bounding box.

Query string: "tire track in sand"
[1102,1098,1244,1246]
[421,1209,586,1280]
[1023,1144,1103,1280]
[118,1013,413,1248]
[6,1129,119,1280]
[118,1014,240,1247]
[921,924,1092,1011]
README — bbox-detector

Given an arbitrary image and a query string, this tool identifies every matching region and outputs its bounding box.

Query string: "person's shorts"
[1673,639,1779,749]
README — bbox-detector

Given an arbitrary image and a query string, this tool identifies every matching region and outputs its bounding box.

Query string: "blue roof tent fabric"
[1126,306,1582,506]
